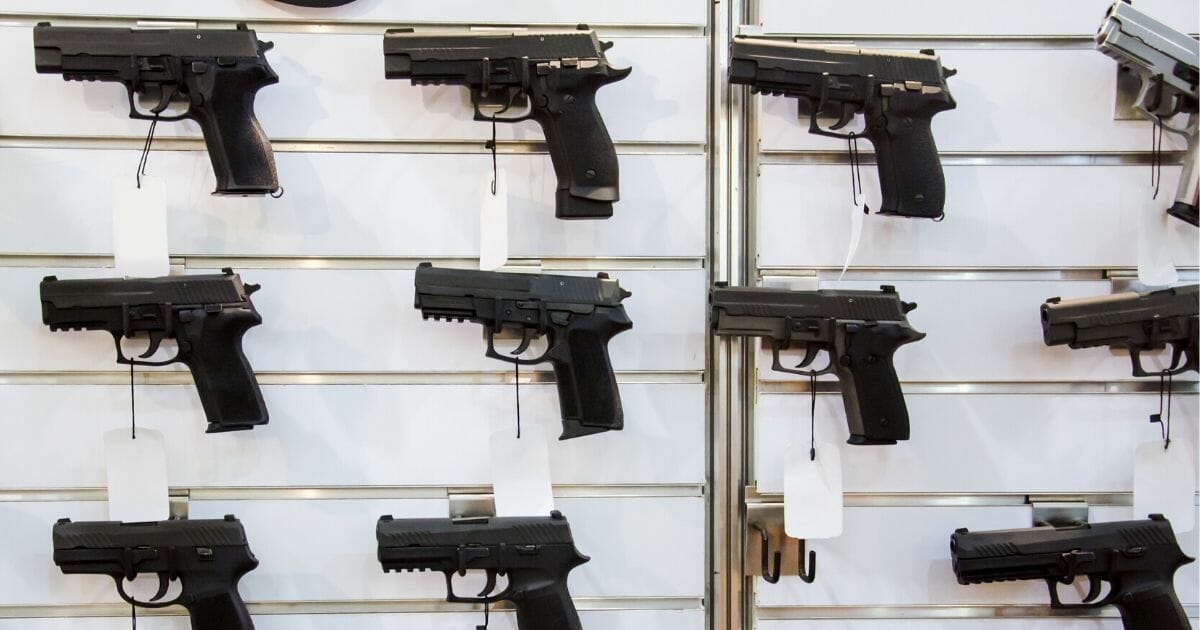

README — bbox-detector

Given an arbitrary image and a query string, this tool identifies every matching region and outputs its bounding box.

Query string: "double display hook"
[752,523,816,584]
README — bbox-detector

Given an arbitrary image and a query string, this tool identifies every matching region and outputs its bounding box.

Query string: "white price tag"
[783,440,843,539]
[104,428,170,522]
[838,192,866,281]
[479,168,509,271]
[490,424,554,517]
[1134,439,1197,533]
[112,175,170,278]
[1133,184,1178,286]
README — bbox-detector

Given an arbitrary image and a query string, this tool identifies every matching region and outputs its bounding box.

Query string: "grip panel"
[178,308,268,433]
[186,590,255,630]
[833,323,915,445]
[866,91,953,219]
[186,66,279,195]
[547,308,633,440]
[514,582,584,630]
[531,68,628,219]
[1114,580,1191,630]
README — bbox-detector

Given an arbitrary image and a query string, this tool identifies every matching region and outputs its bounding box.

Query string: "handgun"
[40,269,268,432]
[377,511,589,630]
[711,284,925,444]
[54,516,259,630]
[951,515,1195,630]
[33,23,280,195]
[383,27,631,219]
[730,37,957,219]
[1042,284,1198,376]
[414,263,632,439]
[1097,0,1199,226]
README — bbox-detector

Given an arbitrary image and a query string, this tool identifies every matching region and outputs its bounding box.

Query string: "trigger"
[1082,575,1103,603]
[796,343,820,369]
[511,328,535,356]
[149,572,171,602]
[829,102,856,130]
[151,84,177,115]
[139,331,166,359]
[477,569,498,598]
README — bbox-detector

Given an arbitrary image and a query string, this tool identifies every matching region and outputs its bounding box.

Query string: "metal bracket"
[1031,500,1089,528]
[448,492,496,520]
[760,273,819,292]
[168,491,189,520]
[745,503,816,583]
[736,24,765,36]
[1114,66,1145,121]
[1108,269,1200,294]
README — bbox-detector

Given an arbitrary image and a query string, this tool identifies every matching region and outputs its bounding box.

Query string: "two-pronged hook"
[753,524,817,584]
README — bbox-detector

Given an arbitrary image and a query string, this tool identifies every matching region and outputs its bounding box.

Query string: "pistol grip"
[186,66,279,195]
[867,91,954,219]
[178,309,268,433]
[514,581,583,630]
[531,66,630,219]
[185,589,255,630]
[547,308,632,440]
[834,323,921,445]
[1113,578,1191,630]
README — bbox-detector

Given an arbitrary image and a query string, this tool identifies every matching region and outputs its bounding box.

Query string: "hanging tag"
[489,424,554,517]
[112,175,170,278]
[479,168,509,271]
[783,440,843,539]
[1134,439,1197,532]
[1133,183,1178,286]
[838,192,866,281]
[103,428,170,522]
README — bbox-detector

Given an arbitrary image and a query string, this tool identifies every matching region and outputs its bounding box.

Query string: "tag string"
[488,115,499,196]
[1151,118,1164,200]
[129,360,137,440]
[808,373,817,461]
[847,132,868,213]
[130,604,136,630]
[136,116,159,189]
[514,361,522,439]
[1154,369,1173,450]
[476,599,490,630]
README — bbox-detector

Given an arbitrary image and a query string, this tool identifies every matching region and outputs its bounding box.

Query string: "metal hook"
[753,524,782,584]
[797,539,817,584]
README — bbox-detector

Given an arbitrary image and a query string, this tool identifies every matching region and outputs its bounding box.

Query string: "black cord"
[131,605,136,630]
[130,360,136,440]
[847,132,868,213]
[476,599,490,630]
[136,116,159,189]
[488,115,499,196]
[1151,118,1164,200]
[1155,369,1173,450]
[515,361,521,439]
[808,373,817,461]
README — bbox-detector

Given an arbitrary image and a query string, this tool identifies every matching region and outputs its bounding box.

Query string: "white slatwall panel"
[755,393,1200,493]
[0,149,707,258]
[0,0,710,626]
[0,383,705,488]
[758,621,1126,630]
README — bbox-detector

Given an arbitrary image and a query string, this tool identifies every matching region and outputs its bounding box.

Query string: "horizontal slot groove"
[758,151,1187,166]
[745,487,1200,508]
[0,135,705,155]
[758,380,1200,395]
[753,604,1200,620]
[738,34,1200,48]
[0,596,704,619]
[0,483,704,503]
[0,14,706,37]
[759,268,1200,281]
[0,370,704,386]
[0,254,706,271]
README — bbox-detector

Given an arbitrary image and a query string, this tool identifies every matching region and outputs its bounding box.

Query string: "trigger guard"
[484,329,549,366]
[769,341,833,377]
[114,574,179,610]
[113,333,181,368]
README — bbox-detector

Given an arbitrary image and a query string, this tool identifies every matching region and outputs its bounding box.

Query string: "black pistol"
[383,27,631,219]
[951,515,1195,630]
[730,37,957,219]
[378,511,589,630]
[1042,284,1199,376]
[40,269,268,432]
[711,284,925,444]
[414,263,632,439]
[33,22,280,195]
[54,516,259,630]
